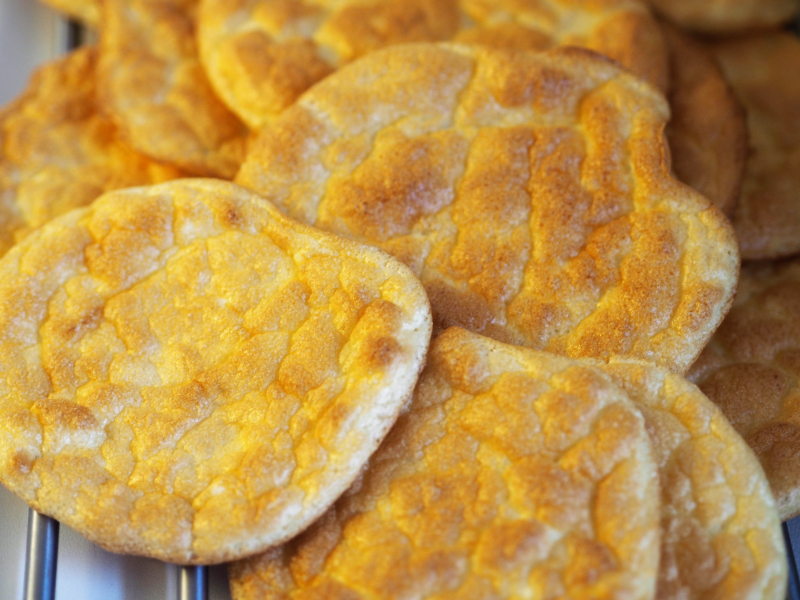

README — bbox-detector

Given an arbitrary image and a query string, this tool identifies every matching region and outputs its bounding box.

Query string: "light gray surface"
[1,484,232,600]
[0,0,62,106]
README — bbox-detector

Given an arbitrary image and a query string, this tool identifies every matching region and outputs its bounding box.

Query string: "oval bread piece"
[236,43,739,374]
[710,33,800,260]
[688,257,800,521]
[198,0,667,129]
[230,327,662,600]
[38,0,101,27]
[0,47,183,258]
[645,0,797,34]
[599,358,787,600]
[662,23,746,218]
[98,0,249,178]
[0,178,432,564]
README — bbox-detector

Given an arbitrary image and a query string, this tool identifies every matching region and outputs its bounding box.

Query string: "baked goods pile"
[2,0,798,597]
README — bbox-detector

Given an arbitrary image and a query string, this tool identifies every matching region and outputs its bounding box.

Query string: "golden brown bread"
[710,33,800,260]
[198,0,668,128]
[688,257,800,521]
[38,0,101,26]
[230,327,662,600]
[0,179,432,564]
[0,47,182,258]
[662,23,746,218]
[599,358,786,600]
[645,0,798,33]
[98,0,249,178]
[236,43,739,374]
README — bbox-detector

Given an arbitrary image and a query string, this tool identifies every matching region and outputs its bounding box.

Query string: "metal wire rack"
[2,5,800,600]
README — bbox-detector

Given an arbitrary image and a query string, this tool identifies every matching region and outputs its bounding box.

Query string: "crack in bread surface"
[0,179,431,564]
[236,44,738,374]
[198,0,667,128]
[688,257,800,522]
[230,328,661,600]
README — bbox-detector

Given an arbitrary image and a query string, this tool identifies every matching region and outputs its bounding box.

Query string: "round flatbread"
[0,47,182,258]
[646,0,797,33]
[230,327,662,600]
[198,0,667,129]
[710,33,800,260]
[38,0,101,27]
[98,0,249,178]
[236,43,739,374]
[599,358,786,600]
[662,23,746,218]
[689,257,800,521]
[0,179,432,564]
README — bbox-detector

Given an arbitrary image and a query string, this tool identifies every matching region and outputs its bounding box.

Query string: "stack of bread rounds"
[236,43,738,375]
[197,0,668,128]
[0,179,432,563]
[233,328,664,600]
[689,258,800,522]
[0,47,183,258]
[1,0,797,595]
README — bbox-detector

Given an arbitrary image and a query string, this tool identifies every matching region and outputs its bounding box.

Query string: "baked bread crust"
[237,43,739,374]
[98,0,249,178]
[710,33,800,260]
[230,327,662,600]
[0,47,182,258]
[198,0,667,128]
[689,257,800,521]
[662,23,746,218]
[0,179,431,564]
[600,358,787,600]
[646,0,797,34]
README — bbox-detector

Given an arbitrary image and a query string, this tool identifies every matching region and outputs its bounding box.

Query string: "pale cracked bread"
[236,43,739,375]
[198,0,667,129]
[0,179,432,564]
[662,23,746,218]
[98,0,249,178]
[0,47,184,259]
[599,359,786,600]
[689,257,800,521]
[646,0,798,34]
[230,327,662,600]
[710,33,800,260]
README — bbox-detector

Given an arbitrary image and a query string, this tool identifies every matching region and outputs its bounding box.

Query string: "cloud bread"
[0,47,182,259]
[0,178,432,564]
[197,0,667,129]
[98,0,249,178]
[710,33,800,260]
[645,0,798,34]
[599,358,786,600]
[230,327,662,600]
[236,43,739,374]
[38,0,101,27]
[688,257,800,521]
[662,23,746,218]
